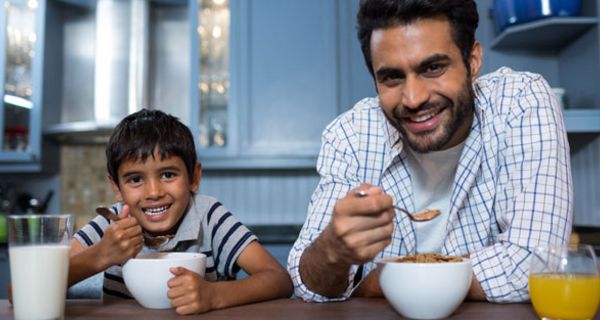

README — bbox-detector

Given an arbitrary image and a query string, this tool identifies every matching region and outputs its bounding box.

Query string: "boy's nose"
[145,180,165,199]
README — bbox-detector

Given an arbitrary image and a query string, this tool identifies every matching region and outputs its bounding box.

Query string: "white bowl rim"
[376,255,471,265]
[129,252,206,262]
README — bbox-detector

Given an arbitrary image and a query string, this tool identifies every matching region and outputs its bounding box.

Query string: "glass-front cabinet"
[0,0,44,170]
[193,0,351,169]
[197,0,230,151]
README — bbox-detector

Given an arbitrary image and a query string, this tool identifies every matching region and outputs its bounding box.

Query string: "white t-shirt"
[405,141,464,253]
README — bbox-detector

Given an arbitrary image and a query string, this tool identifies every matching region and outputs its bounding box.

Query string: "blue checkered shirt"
[288,67,573,303]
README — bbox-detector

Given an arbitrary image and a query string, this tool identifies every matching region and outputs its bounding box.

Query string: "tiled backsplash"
[60,145,319,230]
[60,144,115,229]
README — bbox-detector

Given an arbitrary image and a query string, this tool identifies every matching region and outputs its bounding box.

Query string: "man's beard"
[391,78,475,153]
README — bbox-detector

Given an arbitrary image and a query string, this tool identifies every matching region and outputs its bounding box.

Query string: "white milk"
[9,245,70,320]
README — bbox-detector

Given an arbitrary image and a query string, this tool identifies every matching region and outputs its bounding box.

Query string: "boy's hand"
[167,267,216,315]
[97,205,143,267]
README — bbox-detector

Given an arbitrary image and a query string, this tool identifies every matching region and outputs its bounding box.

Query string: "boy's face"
[109,150,201,236]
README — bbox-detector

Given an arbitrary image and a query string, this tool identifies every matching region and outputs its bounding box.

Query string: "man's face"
[370,16,481,152]
[110,150,201,236]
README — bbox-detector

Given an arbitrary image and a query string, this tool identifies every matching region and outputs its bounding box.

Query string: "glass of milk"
[8,214,73,320]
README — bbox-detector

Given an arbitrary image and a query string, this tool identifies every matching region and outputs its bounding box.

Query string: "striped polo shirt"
[74,193,257,299]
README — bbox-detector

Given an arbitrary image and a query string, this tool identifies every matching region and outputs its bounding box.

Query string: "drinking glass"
[529,243,600,320]
[8,214,73,320]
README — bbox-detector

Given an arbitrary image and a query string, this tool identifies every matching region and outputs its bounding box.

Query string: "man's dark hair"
[357,0,479,77]
[106,108,197,185]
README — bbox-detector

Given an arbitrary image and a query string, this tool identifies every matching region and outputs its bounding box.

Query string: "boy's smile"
[110,149,201,236]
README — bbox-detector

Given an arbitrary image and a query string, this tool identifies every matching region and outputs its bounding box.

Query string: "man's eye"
[424,64,444,76]
[379,75,402,86]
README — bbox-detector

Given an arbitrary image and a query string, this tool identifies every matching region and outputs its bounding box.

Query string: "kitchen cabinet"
[478,1,600,226]
[0,245,7,299]
[3,0,369,171]
[0,0,52,172]
[481,2,600,120]
[192,0,372,169]
[488,15,600,131]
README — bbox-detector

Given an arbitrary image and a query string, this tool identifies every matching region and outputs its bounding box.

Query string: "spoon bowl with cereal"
[355,190,441,222]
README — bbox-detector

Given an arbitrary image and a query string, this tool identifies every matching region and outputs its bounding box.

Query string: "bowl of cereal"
[122,252,206,309]
[377,253,472,319]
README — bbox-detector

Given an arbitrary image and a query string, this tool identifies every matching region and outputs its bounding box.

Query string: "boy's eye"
[126,176,143,185]
[161,172,177,180]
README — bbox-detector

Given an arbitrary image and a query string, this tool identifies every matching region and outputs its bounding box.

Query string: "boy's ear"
[108,175,124,202]
[190,162,202,193]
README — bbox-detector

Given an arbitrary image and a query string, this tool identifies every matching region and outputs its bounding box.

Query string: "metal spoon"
[96,206,120,222]
[355,190,440,222]
[95,206,174,248]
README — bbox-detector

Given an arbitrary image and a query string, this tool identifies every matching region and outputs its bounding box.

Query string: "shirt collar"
[156,197,202,251]
[382,104,404,168]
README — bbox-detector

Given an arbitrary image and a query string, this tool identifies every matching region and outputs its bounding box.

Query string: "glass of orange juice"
[529,244,600,320]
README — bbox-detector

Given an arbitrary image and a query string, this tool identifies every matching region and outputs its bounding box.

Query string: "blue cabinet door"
[195,0,375,168]
[0,0,46,172]
[236,0,340,158]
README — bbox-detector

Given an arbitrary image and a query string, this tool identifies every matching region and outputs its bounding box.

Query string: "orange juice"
[530,273,600,320]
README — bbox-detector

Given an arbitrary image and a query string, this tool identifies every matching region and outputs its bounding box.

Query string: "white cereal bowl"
[122,252,206,309]
[377,256,472,319]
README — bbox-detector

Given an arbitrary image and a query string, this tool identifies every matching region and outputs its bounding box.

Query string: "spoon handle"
[96,206,121,222]
[355,189,368,197]
[354,189,439,222]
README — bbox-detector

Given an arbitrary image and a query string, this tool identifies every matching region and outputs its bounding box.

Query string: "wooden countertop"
[0,298,557,319]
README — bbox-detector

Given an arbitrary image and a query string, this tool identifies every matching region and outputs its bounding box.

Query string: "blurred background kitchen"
[0,0,599,298]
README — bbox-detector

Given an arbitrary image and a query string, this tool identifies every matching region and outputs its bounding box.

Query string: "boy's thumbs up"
[118,204,130,220]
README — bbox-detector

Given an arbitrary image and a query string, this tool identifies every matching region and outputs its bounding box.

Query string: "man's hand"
[97,205,143,268]
[167,267,215,315]
[325,185,395,265]
[299,184,394,297]
[351,267,384,297]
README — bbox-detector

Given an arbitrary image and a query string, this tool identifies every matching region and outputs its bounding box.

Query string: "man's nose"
[401,75,430,109]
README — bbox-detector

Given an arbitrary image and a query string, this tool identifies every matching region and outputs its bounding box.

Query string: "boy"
[68,109,293,315]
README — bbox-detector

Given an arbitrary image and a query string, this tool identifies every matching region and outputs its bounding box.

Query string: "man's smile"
[398,107,447,135]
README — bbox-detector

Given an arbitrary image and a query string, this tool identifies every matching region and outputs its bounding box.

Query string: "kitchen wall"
[7,0,600,231]
[60,144,113,229]
[60,144,319,230]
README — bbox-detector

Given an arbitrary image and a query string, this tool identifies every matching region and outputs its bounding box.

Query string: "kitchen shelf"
[491,17,597,51]
[43,120,118,144]
[563,109,600,133]
[200,156,317,170]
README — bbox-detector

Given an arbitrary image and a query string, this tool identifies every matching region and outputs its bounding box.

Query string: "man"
[288,0,572,303]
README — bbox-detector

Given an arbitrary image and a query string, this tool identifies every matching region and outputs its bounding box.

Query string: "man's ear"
[190,162,202,193]
[108,175,124,202]
[469,41,483,81]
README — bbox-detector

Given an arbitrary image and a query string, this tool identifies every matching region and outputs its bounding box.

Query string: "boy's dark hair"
[106,109,197,185]
[357,0,479,77]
